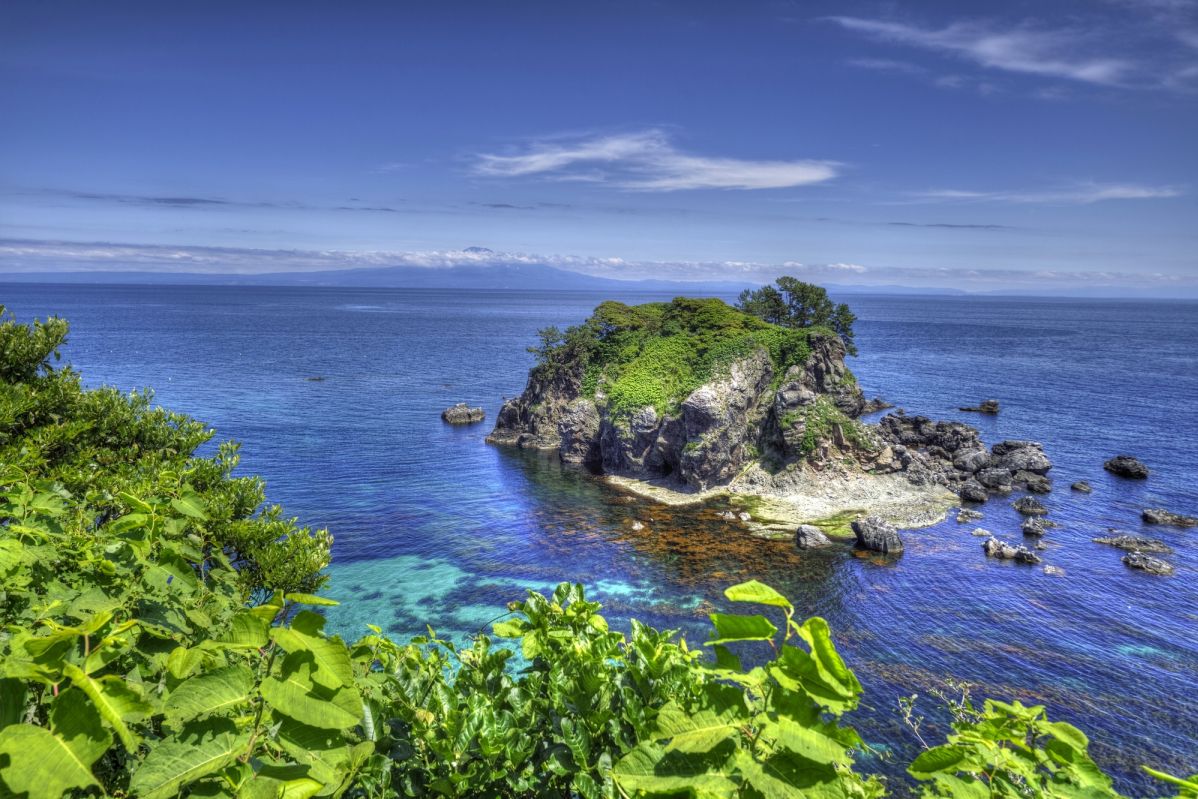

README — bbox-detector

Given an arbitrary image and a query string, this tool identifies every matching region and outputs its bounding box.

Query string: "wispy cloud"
[908,182,1183,204]
[829,17,1137,86]
[473,129,839,191]
[3,238,1196,295]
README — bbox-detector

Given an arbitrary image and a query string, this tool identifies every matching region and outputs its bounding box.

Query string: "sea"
[3,283,1195,794]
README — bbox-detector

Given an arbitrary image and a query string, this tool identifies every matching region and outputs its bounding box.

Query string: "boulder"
[852,516,903,554]
[1044,565,1066,577]
[795,524,832,549]
[1104,455,1149,479]
[958,480,988,503]
[997,443,1052,475]
[956,508,984,523]
[441,403,486,424]
[952,446,991,473]
[861,396,894,414]
[629,520,645,531]
[970,527,992,537]
[982,537,1041,564]
[960,399,1000,414]
[1122,552,1174,575]
[1071,481,1093,493]
[1093,534,1172,554]
[976,467,1014,493]
[1021,518,1053,536]
[1141,508,1197,527]
[1013,496,1048,516]
[1014,472,1052,494]
[718,510,737,521]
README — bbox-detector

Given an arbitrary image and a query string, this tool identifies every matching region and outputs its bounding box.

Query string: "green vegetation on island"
[1,307,1194,798]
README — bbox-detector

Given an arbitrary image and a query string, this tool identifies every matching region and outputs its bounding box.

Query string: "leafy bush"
[1,309,1193,798]
[738,277,858,356]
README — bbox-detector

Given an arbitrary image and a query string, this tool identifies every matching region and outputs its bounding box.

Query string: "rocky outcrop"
[1104,455,1149,479]
[1122,552,1174,575]
[1141,508,1197,527]
[795,524,832,549]
[1021,517,1056,536]
[960,399,1000,414]
[861,396,894,414]
[874,415,1053,503]
[490,332,868,492]
[1094,534,1172,554]
[1013,496,1048,516]
[852,516,903,554]
[442,403,486,424]
[983,537,1041,564]
[956,508,983,522]
[1071,481,1092,493]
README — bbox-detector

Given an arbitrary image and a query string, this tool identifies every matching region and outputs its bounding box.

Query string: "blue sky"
[1,0,1196,293]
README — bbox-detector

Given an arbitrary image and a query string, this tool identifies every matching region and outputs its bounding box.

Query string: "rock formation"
[1141,508,1197,527]
[982,537,1041,564]
[851,516,903,554]
[795,524,832,549]
[1104,455,1149,479]
[1093,534,1172,554]
[442,403,486,424]
[1122,552,1174,575]
[959,399,1000,414]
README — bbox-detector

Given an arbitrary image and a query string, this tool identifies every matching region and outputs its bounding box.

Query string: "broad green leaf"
[0,678,26,726]
[63,663,153,750]
[260,654,362,730]
[129,721,250,799]
[284,592,339,606]
[760,718,849,766]
[655,684,747,754]
[270,611,354,689]
[171,495,208,520]
[613,741,739,797]
[491,619,527,638]
[50,687,112,769]
[908,744,968,777]
[0,724,99,799]
[164,665,254,725]
[707,612,777,645]
[215,611,271,650]
[724,580,793,611]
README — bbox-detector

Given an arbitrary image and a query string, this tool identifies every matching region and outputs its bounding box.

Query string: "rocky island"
[487,285,1053,539]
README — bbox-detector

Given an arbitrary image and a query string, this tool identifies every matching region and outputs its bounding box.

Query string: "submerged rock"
[960,399,1000,414]
[629,520,645,531]
[1093,534,1172,554]
[1071,481,1093,493]
[852,516,903,554]
[970,527,992,537]
[441,403,486,424]
[1044,565,1066,577]
[795,524,832,549]
[1141,508,1197,527]
[956,508,984,523]
[982,536,1041,564]
[959,480,988,503]
[1013,496,1048,516]
[1122,551,1174,575]
[861,396,894,414]
[1021,517,1056,536]
[1104,455,1149,479]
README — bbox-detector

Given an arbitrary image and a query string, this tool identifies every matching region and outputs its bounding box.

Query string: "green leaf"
[260,653,362,730]
[760,718,849,766]
[909,745,968,777]
[655,684,747,754]
[0,678,27,726]
[215,611,271,650]
[164,665,255,726]
[50,687,112,769]
[171,495,208,520]
[63,662,153,750]
[284,592,339,606]
[613,741,739,797]
[0,724,99,799]
[270,611,355,690]
[707,613,778,645]
[129,721,250,799]
[1143,767,1198,796]
[724,580,793,611]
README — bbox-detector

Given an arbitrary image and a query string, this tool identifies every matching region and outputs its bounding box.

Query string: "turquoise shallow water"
[3,283,1196,792]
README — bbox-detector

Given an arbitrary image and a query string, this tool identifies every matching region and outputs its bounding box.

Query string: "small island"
[487,279,1053,538]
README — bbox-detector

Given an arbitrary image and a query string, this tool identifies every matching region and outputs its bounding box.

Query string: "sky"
[1,0,1196,294]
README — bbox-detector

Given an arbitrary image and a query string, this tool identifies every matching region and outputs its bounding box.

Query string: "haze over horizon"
[2,0,1196,296]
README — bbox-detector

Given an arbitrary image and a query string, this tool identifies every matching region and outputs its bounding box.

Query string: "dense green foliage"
[782,395,877,457]
[529,297,824,420]
[737,278,858,356]
[1,309,1194,798]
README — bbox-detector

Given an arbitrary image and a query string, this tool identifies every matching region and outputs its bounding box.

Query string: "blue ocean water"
[3,283,1195,792]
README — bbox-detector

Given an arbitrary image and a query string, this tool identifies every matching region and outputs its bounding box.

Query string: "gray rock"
[718,510,737,521]
[952,446,991,473]
[982,536,1041,564]
[557,399,601,464]
[1044,565,1066,577]
[976,467,1014,493]
[861,396,894,414]
[959,399,1000,414]
[1013,496,1048,516]
[1141,508,1197,527]
[1093,534,1171,554]
[1071,481,1093,493]
[852,516,904,554]
[1013,471,1052,494]
[970,527,992,537]
[958,480,988,503]
[1021,517,1053,536]
[441,403,486,424]
[999,445,1052,475]
[738,512,753,523]
[795,524,832,549]
[629,520,645,531]
[1104,455,1149,479]
[957,508,984,522]
[1122,552,1174,575]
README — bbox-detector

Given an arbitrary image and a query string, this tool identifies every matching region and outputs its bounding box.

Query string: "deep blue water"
[3,284,1196,793]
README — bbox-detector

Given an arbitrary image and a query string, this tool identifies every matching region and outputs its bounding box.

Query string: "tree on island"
[737,276,858,355]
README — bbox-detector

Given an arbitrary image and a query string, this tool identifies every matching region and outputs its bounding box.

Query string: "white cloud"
[909,182,1183,204]
[473,130,839,191]
[829,17,1137,86]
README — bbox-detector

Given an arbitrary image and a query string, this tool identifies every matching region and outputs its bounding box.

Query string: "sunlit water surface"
[4,284,1195,793]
